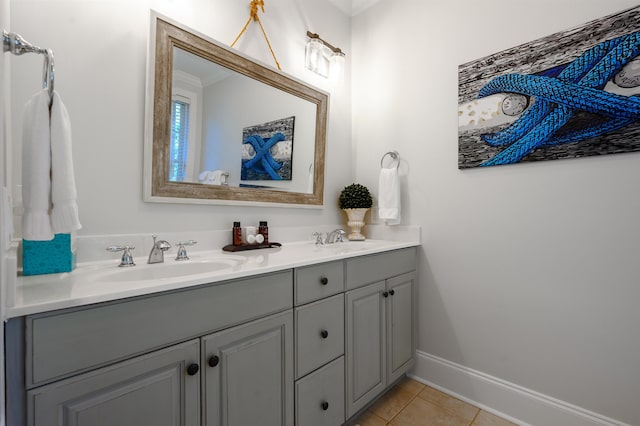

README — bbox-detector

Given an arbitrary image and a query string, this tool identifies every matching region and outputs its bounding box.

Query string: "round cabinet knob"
[186,363,199,376]
[208,355,220,367]
[321,401,329,411]
[320,277,329,285]
[382,291,389,298]
[320,330,329,339]
[389,289,395,296]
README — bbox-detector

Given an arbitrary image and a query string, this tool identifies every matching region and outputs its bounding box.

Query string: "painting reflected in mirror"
[144,13,328,206]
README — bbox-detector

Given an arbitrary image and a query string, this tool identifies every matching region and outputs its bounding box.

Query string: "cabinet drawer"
[346,247,416,290]
[295,356,345,426]
[26,270,292,387]
[294,261,344,305]
[295,294,344,379]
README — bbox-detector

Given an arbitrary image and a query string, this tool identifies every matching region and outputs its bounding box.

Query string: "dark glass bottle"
[258,221,269,244]
[233,222,242,246]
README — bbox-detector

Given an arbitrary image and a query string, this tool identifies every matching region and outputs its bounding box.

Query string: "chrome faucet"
[148,235,171,264]
[326,229,346,244]
[313,229,346,245]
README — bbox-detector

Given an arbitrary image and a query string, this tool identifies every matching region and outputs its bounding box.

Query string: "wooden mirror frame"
[144,13,328,207]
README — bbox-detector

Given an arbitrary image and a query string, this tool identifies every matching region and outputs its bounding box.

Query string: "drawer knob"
[186,363,199,376]
[382,291,389,298]
[389,289,395,296]
[320,329,329,339]
[320,277,329,285]
[208,355,220,367]
[321,401,329,411]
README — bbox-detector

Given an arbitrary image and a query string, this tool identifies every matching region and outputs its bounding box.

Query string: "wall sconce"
[305,31,345,80]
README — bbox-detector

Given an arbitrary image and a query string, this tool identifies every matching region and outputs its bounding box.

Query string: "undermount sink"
[315,240,379,254]
[95,257,245,282]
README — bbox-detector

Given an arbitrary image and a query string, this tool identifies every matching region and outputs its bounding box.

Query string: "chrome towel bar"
[3,30,55,104]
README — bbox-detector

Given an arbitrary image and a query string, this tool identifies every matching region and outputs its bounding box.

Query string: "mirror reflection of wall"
[171,46,317,194]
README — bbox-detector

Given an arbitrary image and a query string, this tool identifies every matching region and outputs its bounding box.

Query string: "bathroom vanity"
[4,240,418,426]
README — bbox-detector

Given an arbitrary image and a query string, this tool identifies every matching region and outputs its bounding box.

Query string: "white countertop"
[8,239,420,318]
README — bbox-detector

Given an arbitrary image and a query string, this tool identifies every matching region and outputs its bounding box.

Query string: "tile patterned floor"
[347,377,517,426]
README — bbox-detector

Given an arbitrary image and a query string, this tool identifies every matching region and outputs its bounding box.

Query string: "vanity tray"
[222,242,282,252]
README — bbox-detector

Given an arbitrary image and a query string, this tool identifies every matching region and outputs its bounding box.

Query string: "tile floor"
[347,377,517,426]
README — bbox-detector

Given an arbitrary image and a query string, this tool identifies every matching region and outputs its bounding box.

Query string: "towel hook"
[380,150,399,169]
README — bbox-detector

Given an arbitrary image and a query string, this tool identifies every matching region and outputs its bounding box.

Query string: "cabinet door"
[387,272,416,384]
[202,310,293,426]
[27,340,200,426]
[345,281,386,418]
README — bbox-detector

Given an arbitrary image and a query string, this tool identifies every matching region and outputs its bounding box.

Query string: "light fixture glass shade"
[305,38,322,72]
[305,38,330,78]
[329,51,345,82]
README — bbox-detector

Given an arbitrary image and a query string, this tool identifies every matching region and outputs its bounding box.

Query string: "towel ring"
[380,151,399,169]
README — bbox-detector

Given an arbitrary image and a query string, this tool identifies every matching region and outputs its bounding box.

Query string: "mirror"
[144,13,328,206]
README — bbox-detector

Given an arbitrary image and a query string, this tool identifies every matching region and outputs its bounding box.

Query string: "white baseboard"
[410,350,630,426]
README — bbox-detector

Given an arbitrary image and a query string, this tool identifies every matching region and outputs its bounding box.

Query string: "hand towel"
[50,91,82,234]
[378,167,401,225]
[22,90,54,241]
[22,90,81,241]
[199,170,225,185]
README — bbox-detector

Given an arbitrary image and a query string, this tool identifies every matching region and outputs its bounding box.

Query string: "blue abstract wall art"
[458,6,640,168]
[241,116,295,181]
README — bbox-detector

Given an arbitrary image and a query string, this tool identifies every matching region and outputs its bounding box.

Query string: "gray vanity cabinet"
[7,247,418,426]
[8,271,294,426]
[202,310,293,426]
[26,339,201,426]
[345,249,417,419]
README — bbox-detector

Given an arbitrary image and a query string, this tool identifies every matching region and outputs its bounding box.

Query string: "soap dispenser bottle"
[233,222,242,246]
[258,221,269,244]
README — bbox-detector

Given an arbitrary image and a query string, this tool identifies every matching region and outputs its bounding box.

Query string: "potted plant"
[339,183,373,241]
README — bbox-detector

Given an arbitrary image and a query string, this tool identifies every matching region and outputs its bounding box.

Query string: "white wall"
[9,0,352,237]
[353,1,640,425]
[0,0,9,423]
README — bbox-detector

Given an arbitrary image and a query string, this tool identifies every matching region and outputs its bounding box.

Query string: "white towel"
[198,170,225,185]
[50,91,81,234]
[22,90,81,241]
[378,167,401,225]
[22,90,53,241]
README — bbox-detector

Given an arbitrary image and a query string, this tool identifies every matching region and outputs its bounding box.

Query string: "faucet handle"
[312,232,325,245]
[175,240,197,261]
[106,245,136,267]
[334,229,346,243]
